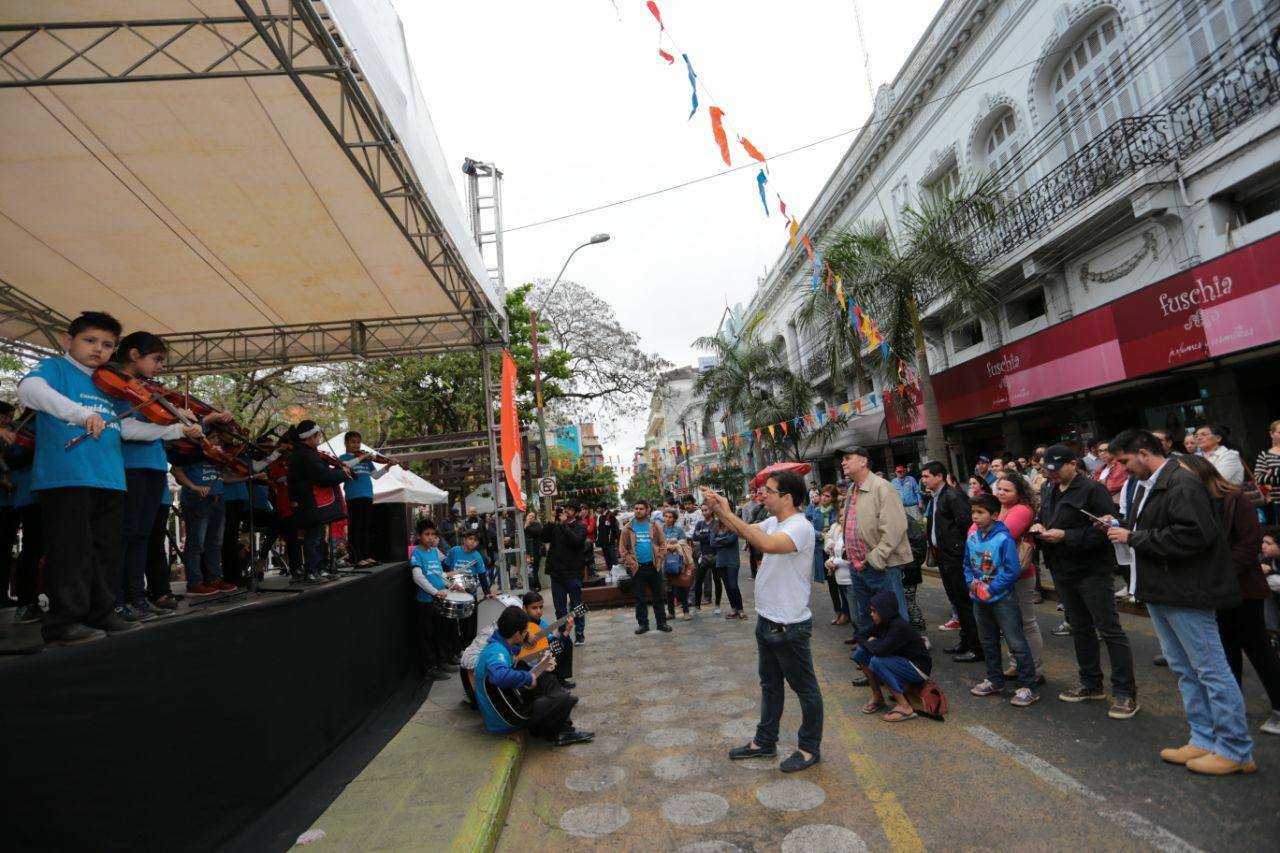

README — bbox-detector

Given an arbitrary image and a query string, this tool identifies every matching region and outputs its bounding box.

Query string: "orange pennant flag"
[709,107,731,166]
[780,421,789,436]
[801,233,814,265]
[739,135,767,169]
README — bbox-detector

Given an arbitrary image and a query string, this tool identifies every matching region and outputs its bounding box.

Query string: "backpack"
[907,679,949,720]
[906,520,928,567]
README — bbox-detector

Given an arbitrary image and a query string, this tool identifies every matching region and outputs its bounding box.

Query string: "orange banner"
[500,350,526,512]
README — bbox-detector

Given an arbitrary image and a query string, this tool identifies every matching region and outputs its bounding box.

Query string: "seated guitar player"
[522,591,575,689]
[475,605,594,746]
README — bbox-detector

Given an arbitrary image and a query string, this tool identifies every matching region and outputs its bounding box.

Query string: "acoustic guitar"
[515,603,588,663]
[482,647,560,729]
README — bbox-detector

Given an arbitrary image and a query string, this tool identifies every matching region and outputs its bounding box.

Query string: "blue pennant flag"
[682,54,698,119]
[756,169,769,217]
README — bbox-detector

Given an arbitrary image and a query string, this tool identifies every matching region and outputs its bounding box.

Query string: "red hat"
[894,465,906,473]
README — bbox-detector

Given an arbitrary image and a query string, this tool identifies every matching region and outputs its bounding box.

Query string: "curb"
[450,731,526,853]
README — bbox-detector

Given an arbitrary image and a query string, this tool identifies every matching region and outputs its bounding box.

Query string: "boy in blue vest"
[409,518,454,681]
[474,604,593,745]
[17,312,202,644]
[965,493,1038,706]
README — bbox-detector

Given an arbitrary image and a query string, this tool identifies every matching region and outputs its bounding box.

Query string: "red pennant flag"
[801,233,814,265]
[658,47,675,64]
[709,107,731,166]
[855,398,863,413]
[780,421,789,436]
[646,1,664,28]
[778,195,787,218]
[739,135,767,168]
[753,428,762,441]
[828,407,837,420]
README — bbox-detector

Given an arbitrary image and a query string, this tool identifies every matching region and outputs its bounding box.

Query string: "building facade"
[735,0,1280,475]
[642,364,721,495]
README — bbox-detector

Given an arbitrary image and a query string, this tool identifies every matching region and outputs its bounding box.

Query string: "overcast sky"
[394,0,943,480]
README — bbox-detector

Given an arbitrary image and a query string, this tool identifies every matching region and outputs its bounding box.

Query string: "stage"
[0,562,416,852]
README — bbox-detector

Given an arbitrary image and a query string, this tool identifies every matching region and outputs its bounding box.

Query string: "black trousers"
[40,487,124,639]
[692,559,723,607]
[938,558,981,654]
[526,674,576,739]
[222,500,247,585]
[554,631,575,680]
[15,503,43,606]
[346,497,373,563]
[632,565,667,628]
[413,600,452,673]
[1054,570,1136,698]
[0,506,18,604]
[145,504,172,600]
[1218,598,1280,710]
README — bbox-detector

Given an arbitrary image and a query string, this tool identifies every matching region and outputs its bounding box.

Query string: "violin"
[91,364,250,476]
[319,450,355,478]
[362,448,403,467]
[10,411,35,451]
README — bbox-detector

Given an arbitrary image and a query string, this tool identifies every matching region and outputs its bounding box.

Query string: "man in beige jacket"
[838,445,912,648]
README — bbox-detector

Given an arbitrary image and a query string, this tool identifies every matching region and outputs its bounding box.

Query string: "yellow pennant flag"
[768,424,776,440]
[835,276,846,310]
[788,217,799,249]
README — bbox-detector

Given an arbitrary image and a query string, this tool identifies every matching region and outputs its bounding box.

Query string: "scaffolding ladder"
[462,158,506,296]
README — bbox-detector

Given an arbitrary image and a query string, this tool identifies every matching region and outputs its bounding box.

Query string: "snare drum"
[446,571,478,593]
[434,590,476,620]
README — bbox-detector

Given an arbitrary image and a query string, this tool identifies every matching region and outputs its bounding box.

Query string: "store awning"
[0,0,503,371]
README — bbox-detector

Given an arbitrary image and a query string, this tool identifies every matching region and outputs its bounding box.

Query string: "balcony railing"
[973,35,1280,264]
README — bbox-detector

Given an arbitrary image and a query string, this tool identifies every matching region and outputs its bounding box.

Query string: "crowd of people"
[0,311,403,647]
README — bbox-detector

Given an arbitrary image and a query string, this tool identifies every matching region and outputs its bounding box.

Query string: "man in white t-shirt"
[702,471,823,773]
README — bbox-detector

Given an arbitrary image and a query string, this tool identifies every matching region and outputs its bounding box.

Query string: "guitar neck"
[534,607,581,641]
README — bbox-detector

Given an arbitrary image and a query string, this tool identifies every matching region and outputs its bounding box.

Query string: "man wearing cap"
[1030,443,1139,719]
[837,446,912,668]
[975,456,995,485]
[890,466,922,520]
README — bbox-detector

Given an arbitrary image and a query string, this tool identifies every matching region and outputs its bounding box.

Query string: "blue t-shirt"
[179,461,223,503]
[633,520,654,564]
[410,545,447,603]
[444,545,487,577]
[24,356,127,491]
[340,453,376,500]
[121,412,169,471]
[11,466,34,509]
[250,481,272,512]
[222,477,249,502]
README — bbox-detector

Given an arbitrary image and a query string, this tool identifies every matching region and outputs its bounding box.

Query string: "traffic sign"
[537,477,557,497]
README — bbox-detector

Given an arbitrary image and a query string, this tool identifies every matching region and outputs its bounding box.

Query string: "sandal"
[882,708,917,723]
[861,700,887,715]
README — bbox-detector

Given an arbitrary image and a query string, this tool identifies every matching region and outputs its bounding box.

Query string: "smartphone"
[1077,507,1113,526]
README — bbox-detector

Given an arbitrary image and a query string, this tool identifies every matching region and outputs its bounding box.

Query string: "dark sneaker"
[48,623,106,645]
[850,673,869,687]
[1153,655,1168,667]
[780,750,820,773]
[1010,688,1040,707]
[438,661,460,672]
[555,729,595,747]
[970,679,1003,697]
[657,623,673,633]
[98,613,142,635]
[1108,696,1139,719]
[728,742,776,760]
[1058,686,1107,702]
[635,626,650,635]
[575,637,585,647]
[15,604,43,623]
[186,583,218,595]
[114,605,143,623]
[560,678,577,689]
[951,651,983,663]
[1051,621,1071,637]
[152,594,179,610]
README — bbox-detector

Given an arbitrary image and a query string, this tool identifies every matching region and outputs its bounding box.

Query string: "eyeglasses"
[762,485,780,496]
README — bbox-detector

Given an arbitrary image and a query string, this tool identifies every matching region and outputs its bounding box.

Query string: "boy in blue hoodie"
[852,588,933,722]
[965,493,1038,706]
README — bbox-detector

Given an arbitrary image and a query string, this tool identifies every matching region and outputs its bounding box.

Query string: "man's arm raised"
[700,487,797,555]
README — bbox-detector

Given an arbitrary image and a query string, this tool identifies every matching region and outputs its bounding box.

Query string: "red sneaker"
[186,583,217,595]
[211,580,237,592]
[938,618,960,631]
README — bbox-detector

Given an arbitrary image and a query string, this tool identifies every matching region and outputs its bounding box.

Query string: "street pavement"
[497,575,1278,851]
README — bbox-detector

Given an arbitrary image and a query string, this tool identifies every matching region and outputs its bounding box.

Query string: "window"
[983,108,1027,195]
[1052,12,1142,155]
[1181,0,1264,67]
[950,318,984,351]
[1005,288,1047,327]
[926,164,960,204]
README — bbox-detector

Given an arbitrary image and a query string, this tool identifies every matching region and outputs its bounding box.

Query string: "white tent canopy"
[320,435,447,506]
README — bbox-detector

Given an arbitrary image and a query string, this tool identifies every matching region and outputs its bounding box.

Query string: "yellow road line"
[814,663,926,852]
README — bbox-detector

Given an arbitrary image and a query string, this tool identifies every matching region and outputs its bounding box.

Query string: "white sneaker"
[1261,710,1280,736]
[713,608,721,615]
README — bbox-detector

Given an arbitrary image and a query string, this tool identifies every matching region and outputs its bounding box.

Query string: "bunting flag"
[682,54,699,118]
[777,195,787,219]
[646,1,664,29]
[801,233,814,264]
[739,135,767,169]
[767,424,776,439]
[709,106,730,165]
[823,261,833,292]
[780,421,789,436]
[855,398,863,413]
[811,248,822,291]
[787,216,799,249]
[834,276,846,310]
[755,169,769,217]
[659,47,675,63]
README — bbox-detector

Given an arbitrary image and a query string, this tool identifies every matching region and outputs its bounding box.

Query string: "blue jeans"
[1148,604,1254,764]
[852,646,925,695]
[973,595,1035,689]
[754,617,823,756]
[551,576,585,640]
[182,497,225,587]
[303,524,326,577]
[850,565,908,634]
[812,544,826,583]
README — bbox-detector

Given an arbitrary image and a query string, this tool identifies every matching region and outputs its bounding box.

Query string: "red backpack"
[907,678,949,720]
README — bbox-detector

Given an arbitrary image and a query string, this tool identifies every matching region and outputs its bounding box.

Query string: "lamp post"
[530,233,610,519]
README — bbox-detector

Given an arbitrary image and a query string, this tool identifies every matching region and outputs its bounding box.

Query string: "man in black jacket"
[1031,444,1138,719]
[1106,429,1253,775]
[525,505,587,646]
[287,421,352,580]
[921,462,981,662]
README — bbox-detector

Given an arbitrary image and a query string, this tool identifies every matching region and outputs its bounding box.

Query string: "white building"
[737,0,1280,477]
[643,364,722,494]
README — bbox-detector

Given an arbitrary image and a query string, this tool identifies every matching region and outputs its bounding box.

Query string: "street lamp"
[530,233,610,519]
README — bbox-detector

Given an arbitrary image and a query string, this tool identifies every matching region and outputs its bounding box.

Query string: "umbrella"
[749,462,812,490]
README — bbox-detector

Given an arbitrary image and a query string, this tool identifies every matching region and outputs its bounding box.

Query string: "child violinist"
[339,430,378,568]
[17,313,203,645]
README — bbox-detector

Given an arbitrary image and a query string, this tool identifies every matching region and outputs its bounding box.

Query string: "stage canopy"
[0,0,504,372]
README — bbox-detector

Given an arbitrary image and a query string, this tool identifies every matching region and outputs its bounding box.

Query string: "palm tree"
[824,177,1000,463]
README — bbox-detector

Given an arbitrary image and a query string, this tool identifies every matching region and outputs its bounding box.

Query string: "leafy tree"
[825,178,999,463]
[547,448,619,507]
[622,466,665,507]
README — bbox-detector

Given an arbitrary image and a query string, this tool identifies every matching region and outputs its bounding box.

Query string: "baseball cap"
[835,444,870,459]
[1042,444,1076,471]
[894,465,906,473]
[976,454,991,463]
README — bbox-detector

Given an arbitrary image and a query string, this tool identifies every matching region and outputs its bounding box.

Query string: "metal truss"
[0,278,67,360]
[0,0,504,367]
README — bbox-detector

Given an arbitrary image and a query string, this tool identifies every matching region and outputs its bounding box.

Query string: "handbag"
[1242,466,1267,508]
[1017,537,1036,573]
[662,550,684,575]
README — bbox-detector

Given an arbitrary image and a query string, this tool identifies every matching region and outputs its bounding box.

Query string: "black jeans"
[1217,598,1280,710]
[722,563,744,612]
[526,674,576,739]
[221,499,247,586]
[144,503,171,600]
[826,574,848,615]
[939,558,981,653]
[1054,570,1136,697]
[40,486,124,639]
[666,579,689,615]
[754,616,823,756]
[120,468,164,607]
[302,524,326,577]
[346,497,373,563]
[0,506,18,605]
[632,564,666,628]
[414,599,450,673]
[692,559,723,607]
[15,503,43,606]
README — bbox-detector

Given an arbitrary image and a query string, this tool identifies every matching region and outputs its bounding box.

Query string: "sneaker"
[15,604,43,623]
[657,623,673,633]
[48,623,106,645]
[1031,591,1044,604]
[211,579,237,592]
[574,637,585,647]
[635,626,650,635]
[1051,621,1071,637]
[938,618,960,631]
[97,613,142,635]
[681,612,692,621]
[152,594,179,610]
[970,680,1003,697]
[1261,710,1280,736]
[1058,686,1107,702]
[114,605,143,622]
[186,583,218,595]
[1108,696,1139,719]
[127,601,161,622]
[1153,655,1168,667]
[1056,603,1065,612]
[1113,587,1129,599]
[713,608,722,615]
[1010,688,1040,707]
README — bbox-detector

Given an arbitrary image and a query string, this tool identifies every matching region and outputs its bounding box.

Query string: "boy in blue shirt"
[17,312,202,644]
[445,530,493,652]
[339,430,381,567]
[410,518,454,682]
[173,448,233,596]
[964,493,1038,706]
